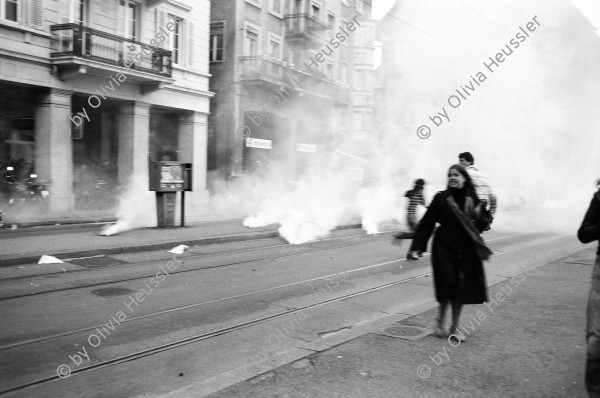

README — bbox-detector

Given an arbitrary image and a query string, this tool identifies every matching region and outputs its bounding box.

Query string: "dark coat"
[410,189,488,304]
[578,192,600,255]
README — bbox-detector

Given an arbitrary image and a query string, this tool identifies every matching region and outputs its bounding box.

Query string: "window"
[60,0,85,24]
[356,0,364,14]
[210,22,224,62]
[288,49,300,67]
[167,15,182,64]
[268,40,279,59]
[118,0,138,40]
[327,13,335,39]
[268,33,282,59]
[243,23,260,56]
[340,62,348,83]
[328,13,335,28]
[2,0,19,22]
[325,63,333,79]
[270,0,282,15]
[341,19,349,45]
[311,2,320,19]
[341,0,348,6]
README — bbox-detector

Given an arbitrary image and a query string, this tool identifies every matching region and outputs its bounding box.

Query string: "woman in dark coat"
[408,164,492,341]
[577,181,600,397]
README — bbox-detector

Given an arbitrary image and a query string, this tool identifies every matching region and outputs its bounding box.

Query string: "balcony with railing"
[238,55,349,105]
[50,24,173,83]
[291,67,350,105]
[239,55,287,84]
[284,14,331,47]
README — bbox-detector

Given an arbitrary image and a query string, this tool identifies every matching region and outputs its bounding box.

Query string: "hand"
[406,251,420,260]
[392,236,403,246]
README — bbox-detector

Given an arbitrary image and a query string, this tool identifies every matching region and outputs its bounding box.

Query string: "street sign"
[245,138,272,149]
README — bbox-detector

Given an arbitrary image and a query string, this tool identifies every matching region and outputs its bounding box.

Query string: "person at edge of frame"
[577,178,600,398]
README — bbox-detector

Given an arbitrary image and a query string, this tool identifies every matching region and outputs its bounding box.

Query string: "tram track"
[0,229,557,349]
[0,228,540,290]
[0,268,433,396]
[0,229,569,396]
[0,233,396,300]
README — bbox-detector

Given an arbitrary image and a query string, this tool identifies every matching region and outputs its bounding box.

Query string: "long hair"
[447,164,476,195]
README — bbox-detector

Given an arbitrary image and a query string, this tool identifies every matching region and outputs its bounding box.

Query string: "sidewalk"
[0,217,362,267]
[202,246,593,398]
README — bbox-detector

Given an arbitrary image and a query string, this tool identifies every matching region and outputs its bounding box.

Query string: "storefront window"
[149,113,179,162]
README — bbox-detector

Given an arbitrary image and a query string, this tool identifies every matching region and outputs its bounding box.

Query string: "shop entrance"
[71,96,118,211]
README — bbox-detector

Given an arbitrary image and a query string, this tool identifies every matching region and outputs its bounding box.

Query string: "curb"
[0,218,117,229]
[0,223,364,268]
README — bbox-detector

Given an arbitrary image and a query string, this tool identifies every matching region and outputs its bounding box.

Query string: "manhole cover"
[91,287,135,297]
[372,324,432,341]
[71,256,128,268]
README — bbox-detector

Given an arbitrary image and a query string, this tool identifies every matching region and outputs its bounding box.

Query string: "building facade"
[208,0,374,190]
[0,0,212,217]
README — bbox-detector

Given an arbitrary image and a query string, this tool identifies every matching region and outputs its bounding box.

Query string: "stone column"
[116,102,155,217]
[35,89,74,212]
[117,102,150,186]
[178,111,209,220]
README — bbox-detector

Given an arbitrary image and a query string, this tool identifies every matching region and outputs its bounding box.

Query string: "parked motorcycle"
[1,165,51,205]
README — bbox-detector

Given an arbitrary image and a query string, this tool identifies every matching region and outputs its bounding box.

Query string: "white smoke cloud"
[101,175,155,236]
[106,0,600,241]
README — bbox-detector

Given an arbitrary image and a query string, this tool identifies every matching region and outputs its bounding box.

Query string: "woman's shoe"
[448,328,466,342]
[434,325,448,338]
[434,319,447,338]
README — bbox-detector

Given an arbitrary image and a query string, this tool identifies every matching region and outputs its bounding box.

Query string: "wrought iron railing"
[239,55,287,80]
[238,55,349,103]
[284,13,331,37]
[50,24,172,77]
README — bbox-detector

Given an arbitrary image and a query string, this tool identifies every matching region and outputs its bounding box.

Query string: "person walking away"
[406,179,426,231]
[458,152,497,229]
[408,164,492,341]
[393,179,427,260]
[577,180,600,397]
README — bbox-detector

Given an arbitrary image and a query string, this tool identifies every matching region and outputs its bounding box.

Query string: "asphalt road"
[0,227,585,397]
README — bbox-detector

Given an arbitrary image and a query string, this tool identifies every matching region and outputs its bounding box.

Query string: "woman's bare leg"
[450,300,463,330]
[436,301,449,337]
[449,300,466,341]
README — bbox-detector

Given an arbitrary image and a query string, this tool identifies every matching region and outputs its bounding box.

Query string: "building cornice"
[166,0,193,11]
[0,21,51,38]
[172,65,212,79]
[164,84,215,98]
[0,48,50,66]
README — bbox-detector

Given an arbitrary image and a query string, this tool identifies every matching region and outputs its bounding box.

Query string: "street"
[0,225,585,397]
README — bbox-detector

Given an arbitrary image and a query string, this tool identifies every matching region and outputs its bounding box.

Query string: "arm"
[489,191,497,216]
[578,195,600,243]
[410,193,440,252]
[418,191,426,207]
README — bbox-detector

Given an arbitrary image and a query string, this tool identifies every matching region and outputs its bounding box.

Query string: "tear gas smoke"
[101,175,155,236]
[105,0,600,242]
